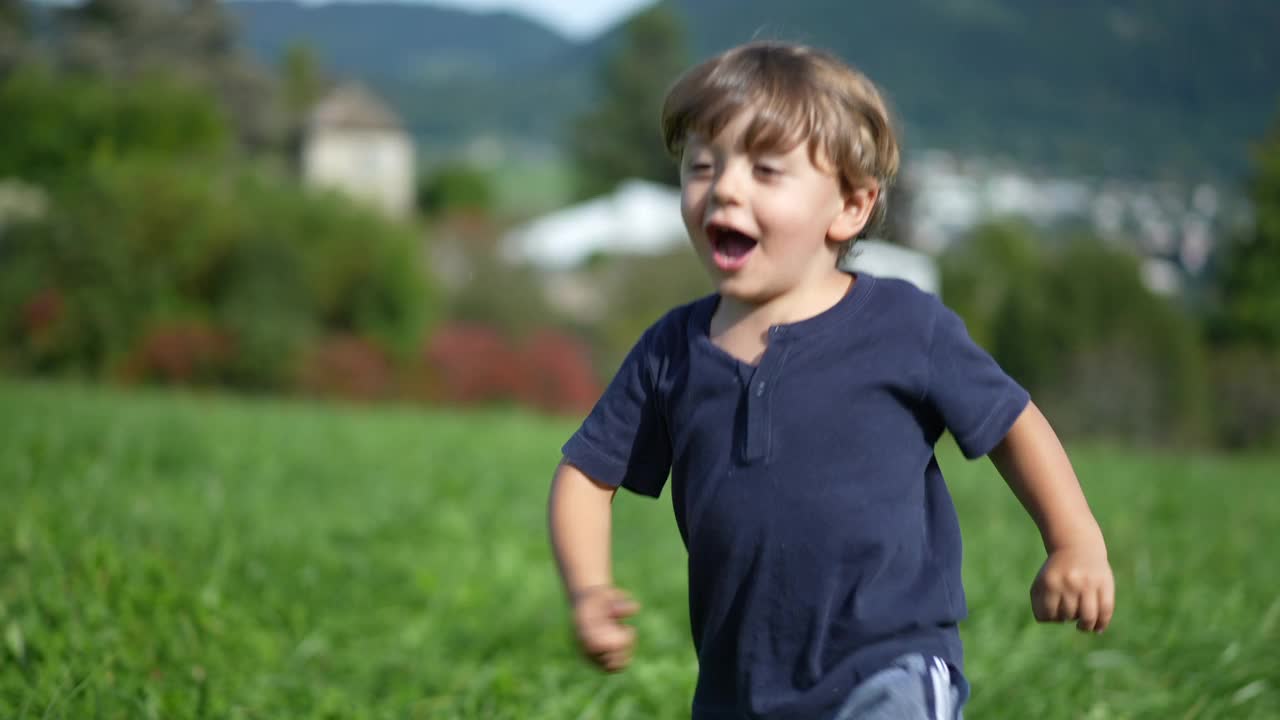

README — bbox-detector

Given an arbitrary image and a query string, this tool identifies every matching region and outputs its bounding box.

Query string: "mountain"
[226,0,588,148]
[229,1,571,78]
[660,0,1280,180]
[227,0,1280,180]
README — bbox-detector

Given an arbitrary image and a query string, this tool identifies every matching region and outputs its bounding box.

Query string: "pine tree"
[0,0,27,74]
[1210,106,1280,349]
[61,0,281,151]
[569,5,688,200]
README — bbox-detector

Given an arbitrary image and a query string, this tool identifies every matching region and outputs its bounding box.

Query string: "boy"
[549,41,1114,719]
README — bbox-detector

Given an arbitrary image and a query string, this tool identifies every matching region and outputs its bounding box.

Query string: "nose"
[710,161,748,207]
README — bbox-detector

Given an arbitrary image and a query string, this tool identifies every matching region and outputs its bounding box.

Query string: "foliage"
[878,169,917,246]
[0,158,432,390]
[421,324,601,415]
[0,0,26,73]
[118,319,235,386]
[60,0,283,151]
[568,5,688,199]
[1194,104,1280,448]
[416,163,495,218]
[942,222,1208,445]
[296,334,396,402]
[0,67,230,185]
[1207,107,1280,350]
[1208,346,1280,450]
[1,381,1278,718]
[0,0,22,31]
[279,42,329,156]
[432,214,566,340]
[584,248,711,373]
[280,42,326,120]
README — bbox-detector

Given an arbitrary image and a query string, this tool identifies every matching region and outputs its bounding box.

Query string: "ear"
[827,183,879,242]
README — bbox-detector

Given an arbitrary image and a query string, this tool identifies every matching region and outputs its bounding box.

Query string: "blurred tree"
[0,0,27,74]
[281,43,325,122]
[941,222,1207,445]
[417,163,494,218]
[61,0,283,151]
[1203,103,1280,447]
[181,0,235,58]
[62,0,164,76]
[279,42,327,161]
[1208,106,1280,350]
[0,158,432,387]
[445,253,559,339]
[939,219,1042,350]
[0,67,229,184]
[878,168,917,246]
[1028,238,1207,444]
[569,5,687,200]
[587,248,710,372]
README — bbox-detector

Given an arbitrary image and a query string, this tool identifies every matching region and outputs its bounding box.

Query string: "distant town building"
[302,83,416,218]
[907,150,1246,296]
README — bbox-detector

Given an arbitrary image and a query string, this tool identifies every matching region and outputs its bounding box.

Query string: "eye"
[684,159,714,177]
[754,163,782,178]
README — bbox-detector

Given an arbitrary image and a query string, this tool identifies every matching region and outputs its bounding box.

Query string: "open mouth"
[706,224,758,270]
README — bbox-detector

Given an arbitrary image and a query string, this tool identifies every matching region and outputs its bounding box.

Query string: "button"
[755,380,766,397]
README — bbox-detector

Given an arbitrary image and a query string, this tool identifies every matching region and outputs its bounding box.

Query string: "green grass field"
[1,381,1277,719]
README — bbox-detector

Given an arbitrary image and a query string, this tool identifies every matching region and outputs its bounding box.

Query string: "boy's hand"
[1031,544,1115,633]
[571,585,640,672]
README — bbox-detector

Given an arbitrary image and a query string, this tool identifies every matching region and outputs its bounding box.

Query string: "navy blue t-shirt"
[562,273,1029,720]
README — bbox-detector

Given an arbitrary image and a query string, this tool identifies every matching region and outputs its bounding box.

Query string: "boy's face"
[678,109,875,306]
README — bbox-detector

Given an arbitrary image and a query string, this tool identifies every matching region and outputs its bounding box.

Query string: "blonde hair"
[661,41,900,239]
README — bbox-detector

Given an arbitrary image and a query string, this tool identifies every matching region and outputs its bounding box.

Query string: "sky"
[419,0,655,38]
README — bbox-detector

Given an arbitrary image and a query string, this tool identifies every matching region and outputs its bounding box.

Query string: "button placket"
[742,331,788,464]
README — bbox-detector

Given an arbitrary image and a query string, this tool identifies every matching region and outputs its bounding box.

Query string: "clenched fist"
[572,586,640,672]
[1031,544,1116,633]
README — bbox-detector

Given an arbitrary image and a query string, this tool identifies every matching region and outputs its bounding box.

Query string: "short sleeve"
[926,302,1030,459]
[561,325,673,497]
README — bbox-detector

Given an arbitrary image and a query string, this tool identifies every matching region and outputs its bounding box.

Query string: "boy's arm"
[548,460,640,672]
[988,401,1116,633]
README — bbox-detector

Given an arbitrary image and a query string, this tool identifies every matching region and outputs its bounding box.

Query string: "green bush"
[584,248,712,374]
[416,163,494,217]
[1208,347,1280,449]
[0,66,229,185]
[0,158,434,390]
[942,223,1209,445]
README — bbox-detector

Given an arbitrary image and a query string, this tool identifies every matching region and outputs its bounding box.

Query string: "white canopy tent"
[504,179,940,295]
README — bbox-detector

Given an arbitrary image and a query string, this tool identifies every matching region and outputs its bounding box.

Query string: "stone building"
[302,83,415,218]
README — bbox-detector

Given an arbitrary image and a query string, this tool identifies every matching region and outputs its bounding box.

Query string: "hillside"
[226,0,1280,179]
[227,0,585,146]
[663,0,1280,179]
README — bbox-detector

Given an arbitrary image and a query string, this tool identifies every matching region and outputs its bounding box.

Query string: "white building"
[302,83,416,218]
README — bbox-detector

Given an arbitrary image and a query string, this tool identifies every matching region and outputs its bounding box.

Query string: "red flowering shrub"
[421,324,521,406]
[516,330,602,415]
[21,288,64,339]
[296,335,395,402]
[119,321,233,385]
[421,323,602,414]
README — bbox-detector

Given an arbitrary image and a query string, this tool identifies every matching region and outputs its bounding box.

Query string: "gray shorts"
[833,654,969,720]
